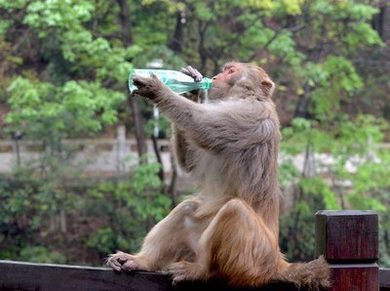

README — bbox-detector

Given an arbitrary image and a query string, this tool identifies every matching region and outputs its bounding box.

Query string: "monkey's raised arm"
[167,98,278,153]
[132,74,279,153]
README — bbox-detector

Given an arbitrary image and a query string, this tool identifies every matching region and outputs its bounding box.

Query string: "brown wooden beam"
[316,210,379,291]
[0,260,311,291]
[380,268,390,291]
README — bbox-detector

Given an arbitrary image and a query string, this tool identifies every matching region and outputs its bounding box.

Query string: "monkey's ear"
[261,79,275,98]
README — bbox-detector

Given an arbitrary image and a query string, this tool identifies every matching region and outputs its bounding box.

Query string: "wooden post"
[316,210,379,291]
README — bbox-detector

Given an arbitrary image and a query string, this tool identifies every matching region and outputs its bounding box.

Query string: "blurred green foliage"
[279,114,390,263]
[0,0,388,267]
[0,162,170,264]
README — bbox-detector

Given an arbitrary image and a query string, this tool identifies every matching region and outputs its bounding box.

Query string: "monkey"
[106,62,330,289]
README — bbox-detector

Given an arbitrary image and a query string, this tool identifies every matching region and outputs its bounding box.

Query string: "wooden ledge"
[0,260,311,291]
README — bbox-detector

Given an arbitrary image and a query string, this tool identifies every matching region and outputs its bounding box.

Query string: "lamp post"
[11,130,23,167]
[146,59,164,139]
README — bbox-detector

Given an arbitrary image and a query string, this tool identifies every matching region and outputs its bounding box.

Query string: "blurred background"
[0,0,389,267]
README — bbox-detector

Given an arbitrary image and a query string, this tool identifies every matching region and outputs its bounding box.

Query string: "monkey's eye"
[227,68,235,74]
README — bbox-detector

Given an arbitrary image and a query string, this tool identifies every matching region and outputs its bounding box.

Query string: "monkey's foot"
[168,261,205,285]
[106,251,146,272]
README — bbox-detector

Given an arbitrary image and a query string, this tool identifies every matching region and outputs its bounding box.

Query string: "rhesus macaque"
[107,62,330,289]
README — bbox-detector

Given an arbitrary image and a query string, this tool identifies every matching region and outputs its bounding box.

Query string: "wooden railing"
[0,210,389,291]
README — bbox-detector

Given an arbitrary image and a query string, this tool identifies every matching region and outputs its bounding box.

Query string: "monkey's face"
[209,64,242,100]
[212,64,240,84]
[208,62,275,101]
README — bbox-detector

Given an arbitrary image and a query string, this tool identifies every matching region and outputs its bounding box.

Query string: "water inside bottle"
[129,69,196,93]
[128,68,212,94]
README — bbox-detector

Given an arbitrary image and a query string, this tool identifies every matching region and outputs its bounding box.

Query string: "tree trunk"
[198,22,209,72]
[128,95,148,162]
[383,4,390,41]
[116,0,148,163]
[168,154,178,207]
[59,209,67,234]
[151,134,165,190]
[115,0,133,46]
[169,11,185,53]
[371,4,389,40]
[294,84,311,118]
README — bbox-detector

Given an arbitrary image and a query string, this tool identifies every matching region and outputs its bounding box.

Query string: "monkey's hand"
[181,66,203,82]
[181,66,203,102]
[132,74,165,101]
[106,251,147,272]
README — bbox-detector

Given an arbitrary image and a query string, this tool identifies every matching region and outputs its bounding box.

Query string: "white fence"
[1,126,389,178]
[0,126,173,176]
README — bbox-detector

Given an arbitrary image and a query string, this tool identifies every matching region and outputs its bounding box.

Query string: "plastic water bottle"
[128,68,212,94]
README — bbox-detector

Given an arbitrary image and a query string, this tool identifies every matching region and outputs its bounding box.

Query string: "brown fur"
[106,62,330,289]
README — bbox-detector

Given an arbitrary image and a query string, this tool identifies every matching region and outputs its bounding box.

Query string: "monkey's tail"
[273,256,331,290]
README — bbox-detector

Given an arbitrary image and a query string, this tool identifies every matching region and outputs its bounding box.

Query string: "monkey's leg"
[107,198,203,272]
[168,198,283,287]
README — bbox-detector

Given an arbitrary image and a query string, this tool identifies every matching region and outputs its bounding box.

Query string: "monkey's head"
[209,62,275,101]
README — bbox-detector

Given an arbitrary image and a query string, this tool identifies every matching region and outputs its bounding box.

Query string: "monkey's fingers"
[132,74,152,88]
[106,255,122,272]
[121,260,142,272]
[181,66,203,82]
[132,74,162,100]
